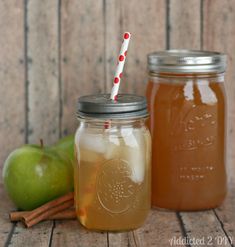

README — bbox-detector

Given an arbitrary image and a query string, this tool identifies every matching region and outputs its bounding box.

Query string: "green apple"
[54,135,75,163]
[2,144,74,210]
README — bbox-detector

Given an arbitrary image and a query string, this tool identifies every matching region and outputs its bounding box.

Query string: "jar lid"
[77,94,149,119]
[148,50,227,73]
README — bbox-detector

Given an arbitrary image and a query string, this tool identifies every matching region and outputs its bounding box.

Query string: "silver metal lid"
[148,50,227,73]
[77,94,149,119]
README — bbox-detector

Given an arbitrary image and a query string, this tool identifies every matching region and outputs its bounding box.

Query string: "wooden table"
[1,183,234,247]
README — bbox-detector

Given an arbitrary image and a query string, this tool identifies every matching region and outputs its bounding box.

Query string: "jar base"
[78,217,146,232]
[151,195,226,212]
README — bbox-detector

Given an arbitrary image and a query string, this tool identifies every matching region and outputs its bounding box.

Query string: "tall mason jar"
[146,50,227,211]
[74,94,151,231]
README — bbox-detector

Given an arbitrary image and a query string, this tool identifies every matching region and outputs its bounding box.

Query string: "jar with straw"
[74,32,152,231]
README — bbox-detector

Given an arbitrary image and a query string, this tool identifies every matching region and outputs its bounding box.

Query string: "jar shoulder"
[147,80,226,105]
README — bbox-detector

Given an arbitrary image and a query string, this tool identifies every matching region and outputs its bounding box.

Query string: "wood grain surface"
[214,183,235,246]
[179,211,232,247]
[8,221,54,247]
[108,210,185,247]
[26,0,60,145]
[51,220,108,247]
[128,210,186,247]
[0,185,16,246]
[169,0,201,49]
[60,0,106,136]
[0,0,25,179]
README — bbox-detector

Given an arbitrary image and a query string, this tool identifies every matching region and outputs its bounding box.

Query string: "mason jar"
[146,50,227,211]
[74,94,151,231]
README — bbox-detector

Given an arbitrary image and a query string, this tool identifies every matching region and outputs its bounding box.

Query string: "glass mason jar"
[146,50,227,211]
[74,94,151,231]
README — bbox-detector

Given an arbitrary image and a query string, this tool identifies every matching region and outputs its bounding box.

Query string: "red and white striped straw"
[110,32,131,101]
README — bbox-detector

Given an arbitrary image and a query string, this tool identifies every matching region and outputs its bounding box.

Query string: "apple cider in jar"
[74,94,151,231]
[147,50,227,211]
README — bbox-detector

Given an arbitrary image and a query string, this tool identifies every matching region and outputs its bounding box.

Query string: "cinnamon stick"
[10,211,30,221]
[10,209,76,222]
[23,199,74,228]
[23,192,74,223]
[9,192,75,227]
[48,209,76,220]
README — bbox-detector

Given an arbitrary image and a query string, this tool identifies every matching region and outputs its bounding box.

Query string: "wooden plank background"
[0,1,235,246]
[0,0,234,172]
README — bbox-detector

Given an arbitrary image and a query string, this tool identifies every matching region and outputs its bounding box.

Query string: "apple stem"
[40,139,44,149]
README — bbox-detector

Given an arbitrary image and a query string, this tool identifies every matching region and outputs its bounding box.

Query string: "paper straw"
[110,32,131,101]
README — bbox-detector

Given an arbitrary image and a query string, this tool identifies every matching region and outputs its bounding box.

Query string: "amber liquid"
[146,76,227,210]
[74,126,151,231]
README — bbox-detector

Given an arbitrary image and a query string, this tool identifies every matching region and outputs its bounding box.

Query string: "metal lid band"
[77,94,148,119]
[148,50,227,73]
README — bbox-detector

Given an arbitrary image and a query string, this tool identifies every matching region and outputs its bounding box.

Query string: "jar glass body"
[146,72,227,211]
[74,117,151,231]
